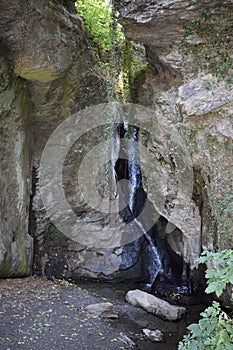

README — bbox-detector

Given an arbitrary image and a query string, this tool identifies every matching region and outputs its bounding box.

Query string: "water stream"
[135,217,163,284]
[125,122,164,285]
[114,117,189,293]
[114,120,165,286]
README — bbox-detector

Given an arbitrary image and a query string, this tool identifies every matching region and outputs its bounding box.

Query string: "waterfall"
[134,218,163,285]
[114,115,187,291]
[122,121,163,285]
[110,118,120,200]
[127,125,140,214]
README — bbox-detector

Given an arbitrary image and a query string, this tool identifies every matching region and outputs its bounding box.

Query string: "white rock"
[142,328,165,343]
[125,289,186,321]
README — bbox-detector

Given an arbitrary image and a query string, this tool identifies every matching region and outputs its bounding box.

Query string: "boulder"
[125,289,186,321]
[84,302,118,318]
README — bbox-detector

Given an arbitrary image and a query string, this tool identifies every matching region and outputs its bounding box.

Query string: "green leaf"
[215,285,224,297]
[179,300,233,350]
[206,284,218,294]
[206,269,218,278]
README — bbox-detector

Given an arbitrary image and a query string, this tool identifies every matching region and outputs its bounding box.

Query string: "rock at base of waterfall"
[84,302,118,318]
[125,289,186,321]
[142,328,165,343]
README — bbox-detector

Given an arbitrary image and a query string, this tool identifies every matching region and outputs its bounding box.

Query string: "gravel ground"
[0,276,204,350]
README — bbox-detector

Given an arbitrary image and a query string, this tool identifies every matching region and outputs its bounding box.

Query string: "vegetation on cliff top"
[75,0,147,101]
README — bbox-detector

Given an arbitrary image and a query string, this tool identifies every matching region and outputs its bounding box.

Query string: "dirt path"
[0,276,204,350]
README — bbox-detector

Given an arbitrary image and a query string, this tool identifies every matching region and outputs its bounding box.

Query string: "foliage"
[179,249,233,349]
[197,249,233,297]
[121,40,148,101]
[75,0,147,100]
[179,5,233,82]
[178,301,233,350]
[75,0,122,51]
[129,62,148,102]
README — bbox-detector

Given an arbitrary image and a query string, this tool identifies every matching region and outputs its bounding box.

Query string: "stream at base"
[77,280,206,350]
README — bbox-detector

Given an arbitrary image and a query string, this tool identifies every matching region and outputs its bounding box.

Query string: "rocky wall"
[117,0,233,264]
[0,0,143,280]
[0,52,33,276]
[0,0,232,282]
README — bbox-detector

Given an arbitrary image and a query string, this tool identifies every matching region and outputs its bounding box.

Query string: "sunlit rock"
[125,289,186,321]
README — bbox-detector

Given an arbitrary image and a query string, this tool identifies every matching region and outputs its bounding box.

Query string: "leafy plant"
[75,0,147,101]
[178,249,233,349]
[178,301,233,350]
[197,249,233,297]
[75,0,122,51]
[76,0,122,100]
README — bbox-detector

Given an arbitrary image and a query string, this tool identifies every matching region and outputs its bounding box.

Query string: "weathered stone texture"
[0,0,142,280]
[126,289,186,321]
[0,0,232,281]
[0,52,33,276]
[0,0,111,278]
[0,0,83,82]
[117,0,233,261]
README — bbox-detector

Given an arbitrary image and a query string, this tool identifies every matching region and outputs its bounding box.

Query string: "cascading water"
[125,121,164,284]
[114,117,190,293]
[127,123,140,214]
[114,120,165,286]
[134,218,163,285]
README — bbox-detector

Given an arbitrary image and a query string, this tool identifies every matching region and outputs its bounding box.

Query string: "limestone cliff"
[0,52,32,276]
[117,0,233,259]
[0,0,232,283]
[0,0,108,277]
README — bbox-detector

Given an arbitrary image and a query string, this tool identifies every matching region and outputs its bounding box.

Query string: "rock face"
[125,289,186,321]
[0,0,109,278]
[0,0,82,83]
[0,0,232,283]
[117,0,233,265]
[0,0,142,280]
[0,51,33,276]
